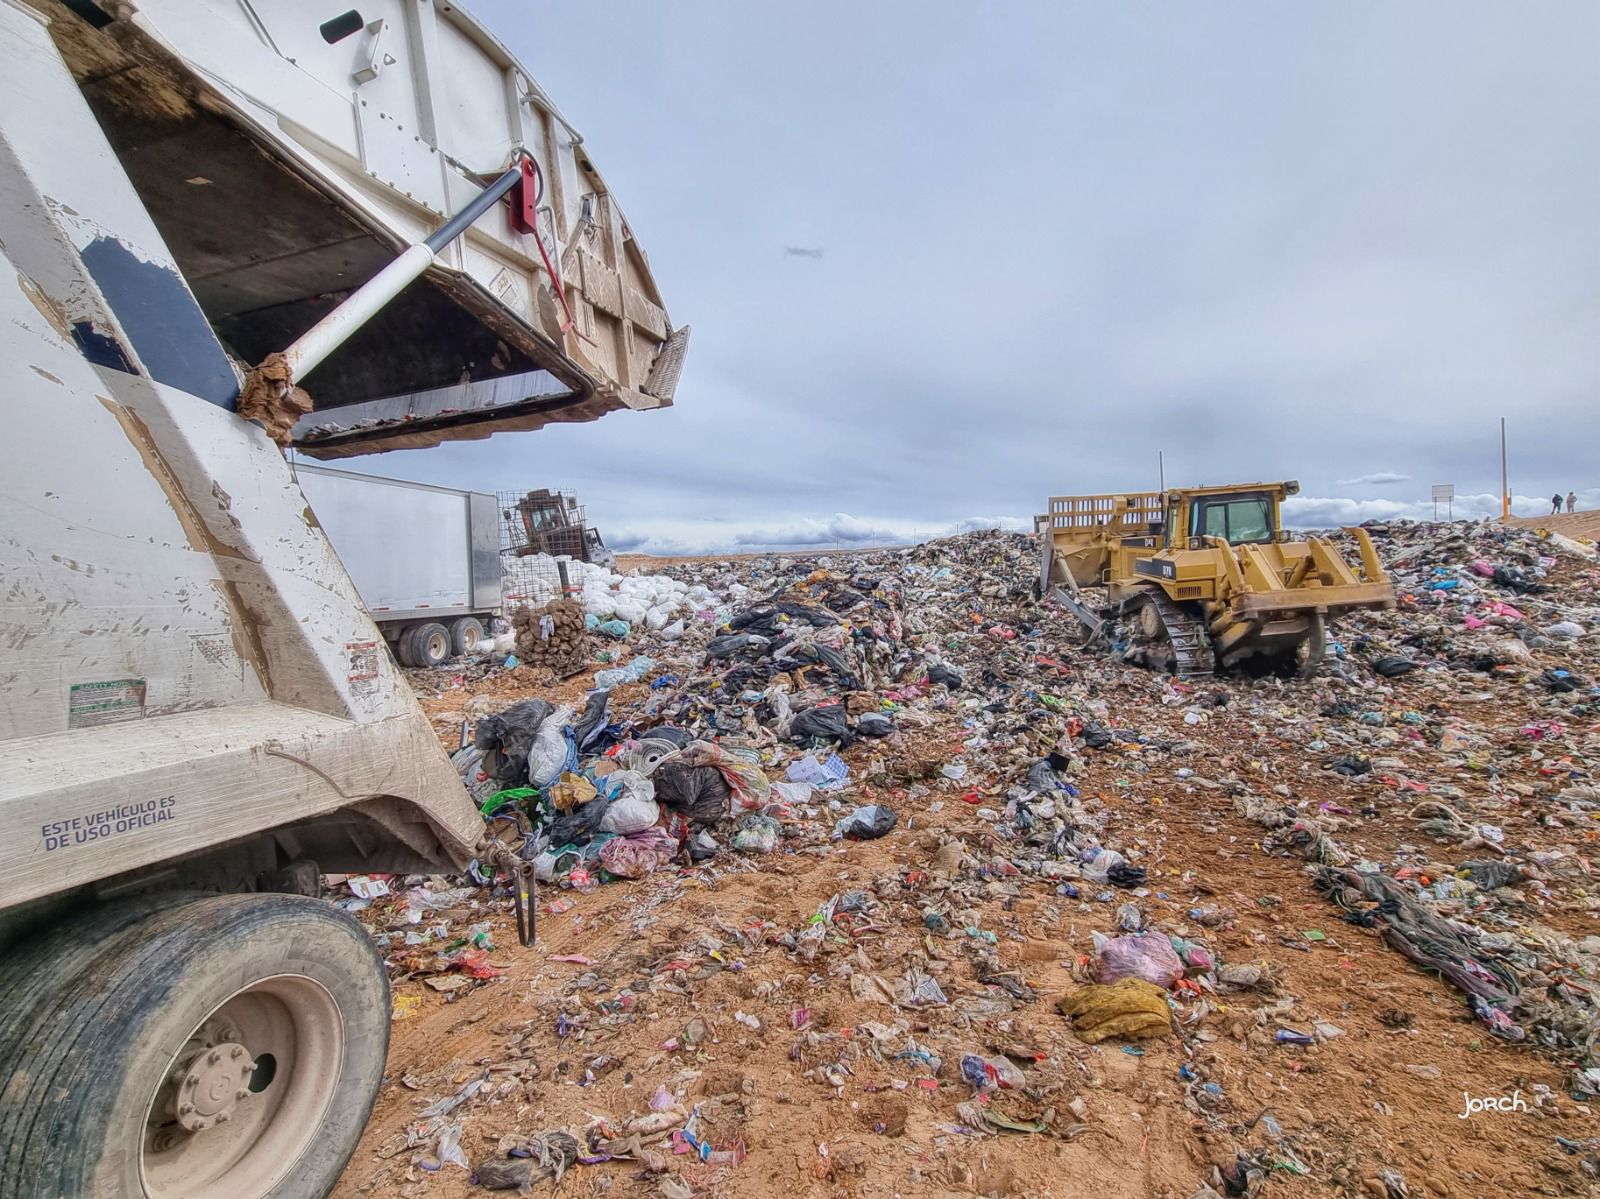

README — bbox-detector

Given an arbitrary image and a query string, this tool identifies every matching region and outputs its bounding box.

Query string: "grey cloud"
[371,2,1599,553]
[1336,472,1412,486]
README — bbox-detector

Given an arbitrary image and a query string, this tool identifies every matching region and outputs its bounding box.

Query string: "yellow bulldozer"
[1036,481,1395,678]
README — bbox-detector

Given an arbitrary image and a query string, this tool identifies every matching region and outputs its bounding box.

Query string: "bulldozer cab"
[1168,484,1294,548]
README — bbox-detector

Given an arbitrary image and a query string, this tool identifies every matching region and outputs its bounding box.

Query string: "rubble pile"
[333,519,1600,1199]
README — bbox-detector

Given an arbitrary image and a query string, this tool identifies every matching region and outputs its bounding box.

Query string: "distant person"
[1552,492,1563,515]
[1568,491,1578,513]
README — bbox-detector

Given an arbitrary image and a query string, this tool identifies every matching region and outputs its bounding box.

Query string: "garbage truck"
[0,1,685,1195]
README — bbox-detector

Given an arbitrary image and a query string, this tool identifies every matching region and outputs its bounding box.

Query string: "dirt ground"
[332,641,1599,1199]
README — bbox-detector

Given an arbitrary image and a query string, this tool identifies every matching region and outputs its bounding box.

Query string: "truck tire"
[0,893,389,1199]
[401,621,452,668]
[450,615,485,656]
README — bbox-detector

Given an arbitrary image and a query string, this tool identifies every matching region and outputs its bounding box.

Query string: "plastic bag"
[594,656,655,689]
[599,827,678,878]
[1081,847,1127,883]
[706,633,769,660]
[545,797,613,848]
[786,753,849,791]
[653,763,732,823]
[598,770,660,834]
[732,813,782,853]
[665,741,771,810]
[597,619,631,639]
[573,688,613,751]
[1058,978,1172,1042]
[854,712,894,738]
[474,699,554,784]
[660,619,685,641]
[832,804,896,841]
[1092,931,1185,988]
[791,702,851,746]
[526,704,577,788]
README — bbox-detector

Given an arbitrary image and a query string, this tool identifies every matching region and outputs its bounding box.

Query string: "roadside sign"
[1431,484,1454,519]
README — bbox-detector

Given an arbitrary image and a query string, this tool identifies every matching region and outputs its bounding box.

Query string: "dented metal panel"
[0,0,482,911]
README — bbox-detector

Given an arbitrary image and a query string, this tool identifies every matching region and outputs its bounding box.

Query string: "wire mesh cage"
[497,488,588,607]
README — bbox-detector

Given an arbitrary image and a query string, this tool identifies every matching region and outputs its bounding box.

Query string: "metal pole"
[278,165,525,382]
[423,166,524,253]
[1500,417,1508,518]
[1158,451,1165,492]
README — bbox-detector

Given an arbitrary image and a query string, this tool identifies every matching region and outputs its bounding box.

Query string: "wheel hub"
[170,1036,255,1134]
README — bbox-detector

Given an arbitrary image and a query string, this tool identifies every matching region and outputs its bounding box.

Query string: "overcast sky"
[383,1,1599,553]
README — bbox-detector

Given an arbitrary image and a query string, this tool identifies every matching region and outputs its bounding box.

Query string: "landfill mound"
[333,521,1600,1199]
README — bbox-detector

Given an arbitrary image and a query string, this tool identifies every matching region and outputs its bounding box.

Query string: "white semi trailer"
[293,462,503,666]
[0,1,685,1195]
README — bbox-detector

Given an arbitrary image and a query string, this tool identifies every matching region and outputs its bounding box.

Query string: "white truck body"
[293,462,502,635]
[0,1,682,1192]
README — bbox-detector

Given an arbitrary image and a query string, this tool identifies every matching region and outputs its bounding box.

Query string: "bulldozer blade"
[1048,586,1105,637]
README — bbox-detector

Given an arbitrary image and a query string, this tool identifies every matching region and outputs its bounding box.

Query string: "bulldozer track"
[1123,587,1215,679]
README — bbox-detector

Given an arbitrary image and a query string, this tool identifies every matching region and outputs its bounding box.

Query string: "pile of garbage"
[508,552,741,643]
[349,517,1600,1199]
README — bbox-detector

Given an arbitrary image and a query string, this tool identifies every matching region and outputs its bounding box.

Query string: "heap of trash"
[339,518,1600,1199]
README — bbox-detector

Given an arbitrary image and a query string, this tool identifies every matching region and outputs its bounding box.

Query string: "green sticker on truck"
[67,677,147,728]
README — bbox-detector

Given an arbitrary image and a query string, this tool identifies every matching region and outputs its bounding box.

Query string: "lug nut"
[183,1077,196,1088]
[231,1046,245,1059]
[207,1051,222,1066]
[236,1089,250,1100]
[178,1104,194,1115]
[215,1112,231,1124]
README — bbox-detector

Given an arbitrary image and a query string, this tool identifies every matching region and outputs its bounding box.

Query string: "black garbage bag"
[545,795,614,846]
[474,698,554,784]
[1492,565,1545,595]
[1107,863,1147,888]
[1373,655,1420,677]
[1026,758,1067,792]
[727,607,784,636]
[814,644,860,690]
[791,702,853,747]
[926,663,963,690]
[1328,754,1371,777]
[706,633,770,660]
[833,804,896,840]
[574,688,613,751]
[643,725,692,748]
[1081,723,1115,750]
[773,600,839,627]
[854,712,895,738]
[653,764,731,824]
[1538,669,1582,693]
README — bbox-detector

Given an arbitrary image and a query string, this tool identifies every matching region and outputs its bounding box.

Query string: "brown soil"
[332,656,1600,1199]
[1502,510,1600,541]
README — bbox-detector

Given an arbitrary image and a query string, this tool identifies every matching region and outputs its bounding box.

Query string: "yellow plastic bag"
[1057,977,1172,1042]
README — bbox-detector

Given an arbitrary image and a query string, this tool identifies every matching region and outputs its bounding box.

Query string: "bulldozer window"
[1192,494,1273,544]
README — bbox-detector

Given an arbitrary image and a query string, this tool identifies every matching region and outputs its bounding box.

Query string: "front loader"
[1038,482,1394,677]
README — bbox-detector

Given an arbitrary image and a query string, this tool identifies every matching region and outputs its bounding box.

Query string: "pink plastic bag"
[599,826,680,878]
[1093,931,1185,988]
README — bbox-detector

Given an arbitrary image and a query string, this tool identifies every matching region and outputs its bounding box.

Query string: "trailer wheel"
[399,621,452,667]
[0,894,388,1199]
[450,616,485,656]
